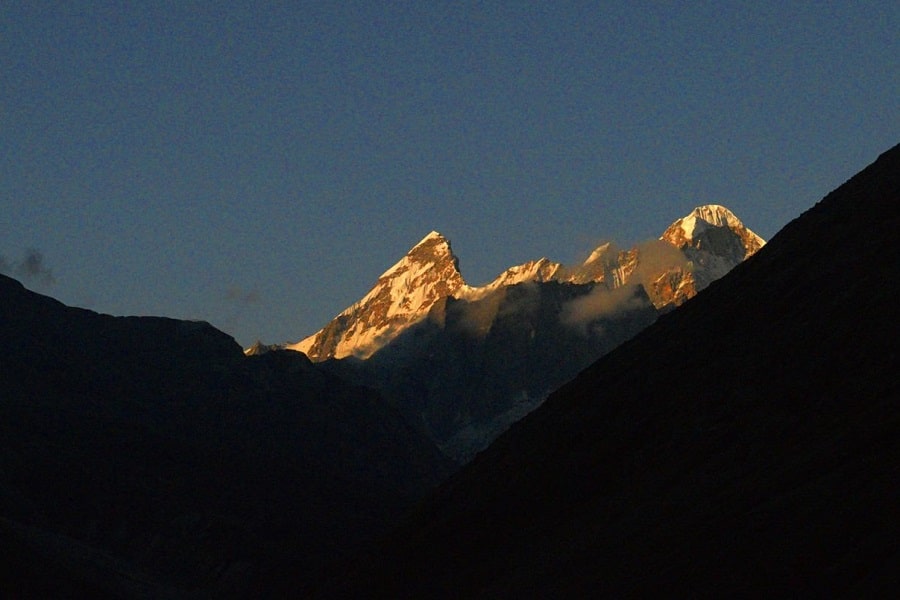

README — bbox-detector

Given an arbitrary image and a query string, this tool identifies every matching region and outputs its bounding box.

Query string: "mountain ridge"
[285,204,764,361]
[0,272,454,596]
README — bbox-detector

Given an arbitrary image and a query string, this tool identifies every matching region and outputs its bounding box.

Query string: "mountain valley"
[1,144,897,598]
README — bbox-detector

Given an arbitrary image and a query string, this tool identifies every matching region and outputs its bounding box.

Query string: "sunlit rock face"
[652,204,766,307]
[287,231,466,360]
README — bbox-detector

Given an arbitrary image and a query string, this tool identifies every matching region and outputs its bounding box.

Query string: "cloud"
[457,287,506,336]
[225,286,261,304]
[628,240,690,289]
[0,248,55,284]
[454,281,543,337]
[560,283,650,336]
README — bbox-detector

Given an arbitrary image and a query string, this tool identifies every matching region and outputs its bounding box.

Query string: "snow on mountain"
[654,204,766,305]
[560,242,628,287]
[286,231,466,360]
[282,206,765,361]
[662,204,765,258]
[461,258,564,300]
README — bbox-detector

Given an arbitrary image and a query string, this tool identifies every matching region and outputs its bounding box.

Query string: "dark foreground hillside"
[0,276,453,597]
[318,146,900,598]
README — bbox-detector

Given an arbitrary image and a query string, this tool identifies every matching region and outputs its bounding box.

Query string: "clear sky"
[3,2,898,347]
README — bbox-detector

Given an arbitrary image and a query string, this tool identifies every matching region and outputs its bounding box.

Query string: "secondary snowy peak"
[484,258,563,290]
[559,242,626,286]
[287,231,466,360]
[584,242,615,265]
[652,204,766,306]
[662,204,765,258]
[244,340,278,356]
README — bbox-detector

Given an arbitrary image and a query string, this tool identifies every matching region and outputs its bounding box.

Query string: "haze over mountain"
[316,143,900,597]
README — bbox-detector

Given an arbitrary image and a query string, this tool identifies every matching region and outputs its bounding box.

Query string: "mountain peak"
[417,230,447,245]
[289,207,766,361]
[661,204,765,255]
[288,231,466,360]
[690,204,740,226]
[378,230,461,281]
[402,230,452,258]
[652,204,766,307]
[666,204,743,241]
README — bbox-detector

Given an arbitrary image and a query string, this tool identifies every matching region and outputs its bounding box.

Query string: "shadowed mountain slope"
[323,281,659,462]
[0,276,453,597]
[318,145,900,597]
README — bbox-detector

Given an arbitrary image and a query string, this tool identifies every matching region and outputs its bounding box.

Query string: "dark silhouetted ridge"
[0,275,453,597]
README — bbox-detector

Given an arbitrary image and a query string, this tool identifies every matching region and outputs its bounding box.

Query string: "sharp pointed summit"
[662,204,765,257]
[655,204,767,305]
[287,231,467,360]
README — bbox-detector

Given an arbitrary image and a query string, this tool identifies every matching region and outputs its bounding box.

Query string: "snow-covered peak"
[669,205,735,240]
[377,230,456,279]
[584,242,614,265]
[287,231,465,360]
[482,258,563,291]
[661,204,765,256]
[417,230,446,245]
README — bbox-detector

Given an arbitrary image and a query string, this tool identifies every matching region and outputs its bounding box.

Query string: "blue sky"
[2,2,898,347]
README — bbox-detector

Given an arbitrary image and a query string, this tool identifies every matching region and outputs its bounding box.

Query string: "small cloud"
[454,282,541,338]
[225,286,261,304]
[628,240,690,289]
[457,287,506,336]
[0,248,55,284]
[19,249,55,283]
[560,284,650,336]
